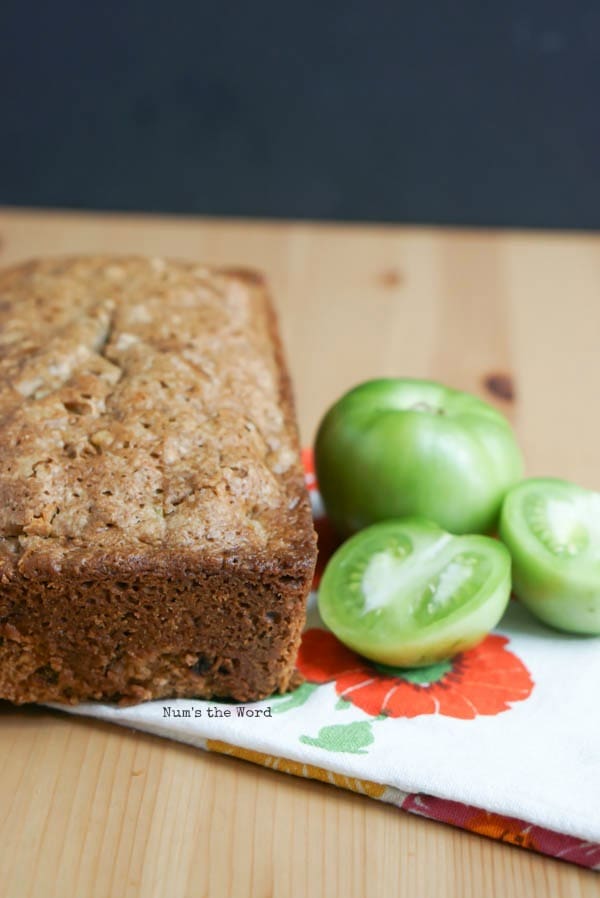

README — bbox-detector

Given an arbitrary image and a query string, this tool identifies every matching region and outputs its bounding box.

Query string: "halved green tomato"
[499,478,600,634]
[318,518,512,667]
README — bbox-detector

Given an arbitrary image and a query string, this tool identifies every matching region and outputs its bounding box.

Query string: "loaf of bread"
[0,257,317,704]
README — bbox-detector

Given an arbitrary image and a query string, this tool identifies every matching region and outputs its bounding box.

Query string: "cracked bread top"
[0,256,315,580]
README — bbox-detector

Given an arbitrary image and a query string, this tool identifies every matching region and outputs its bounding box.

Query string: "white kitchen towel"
[56,455,600,870]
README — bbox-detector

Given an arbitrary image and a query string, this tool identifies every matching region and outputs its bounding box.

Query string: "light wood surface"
[0,208,599,898]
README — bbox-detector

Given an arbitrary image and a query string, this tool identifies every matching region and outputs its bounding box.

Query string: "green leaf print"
[271,682,318,714]
[374,658,453,684]
[335,696,352,711]
[300,721,374,754]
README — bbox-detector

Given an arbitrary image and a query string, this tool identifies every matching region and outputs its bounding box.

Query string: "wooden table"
[1,208,598,898]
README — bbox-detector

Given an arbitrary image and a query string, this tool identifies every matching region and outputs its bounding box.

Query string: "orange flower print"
[402,795,600,869]
[301,447,317,491]
[302,447,342,589]
[297,629,534,719]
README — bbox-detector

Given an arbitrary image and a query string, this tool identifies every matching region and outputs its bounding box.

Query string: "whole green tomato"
[315,378,523,536]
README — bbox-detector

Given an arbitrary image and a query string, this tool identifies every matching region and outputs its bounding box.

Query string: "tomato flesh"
[318,518,512,666]
[499,478,600,634]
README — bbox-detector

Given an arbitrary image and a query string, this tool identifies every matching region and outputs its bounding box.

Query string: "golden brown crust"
[0,256,317,704]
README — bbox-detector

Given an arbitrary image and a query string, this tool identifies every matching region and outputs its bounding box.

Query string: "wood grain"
[0,208,599,898]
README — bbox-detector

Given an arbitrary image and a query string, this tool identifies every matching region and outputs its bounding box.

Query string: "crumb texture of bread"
[0,256,316,704]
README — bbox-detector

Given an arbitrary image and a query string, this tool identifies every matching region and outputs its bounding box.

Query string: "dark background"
[2,1,599,228]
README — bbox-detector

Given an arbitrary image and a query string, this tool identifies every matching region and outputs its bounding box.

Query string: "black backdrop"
[2,0,599,228]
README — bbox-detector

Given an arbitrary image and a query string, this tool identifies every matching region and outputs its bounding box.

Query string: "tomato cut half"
[318,518,512,667]
[499,478,600,634]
